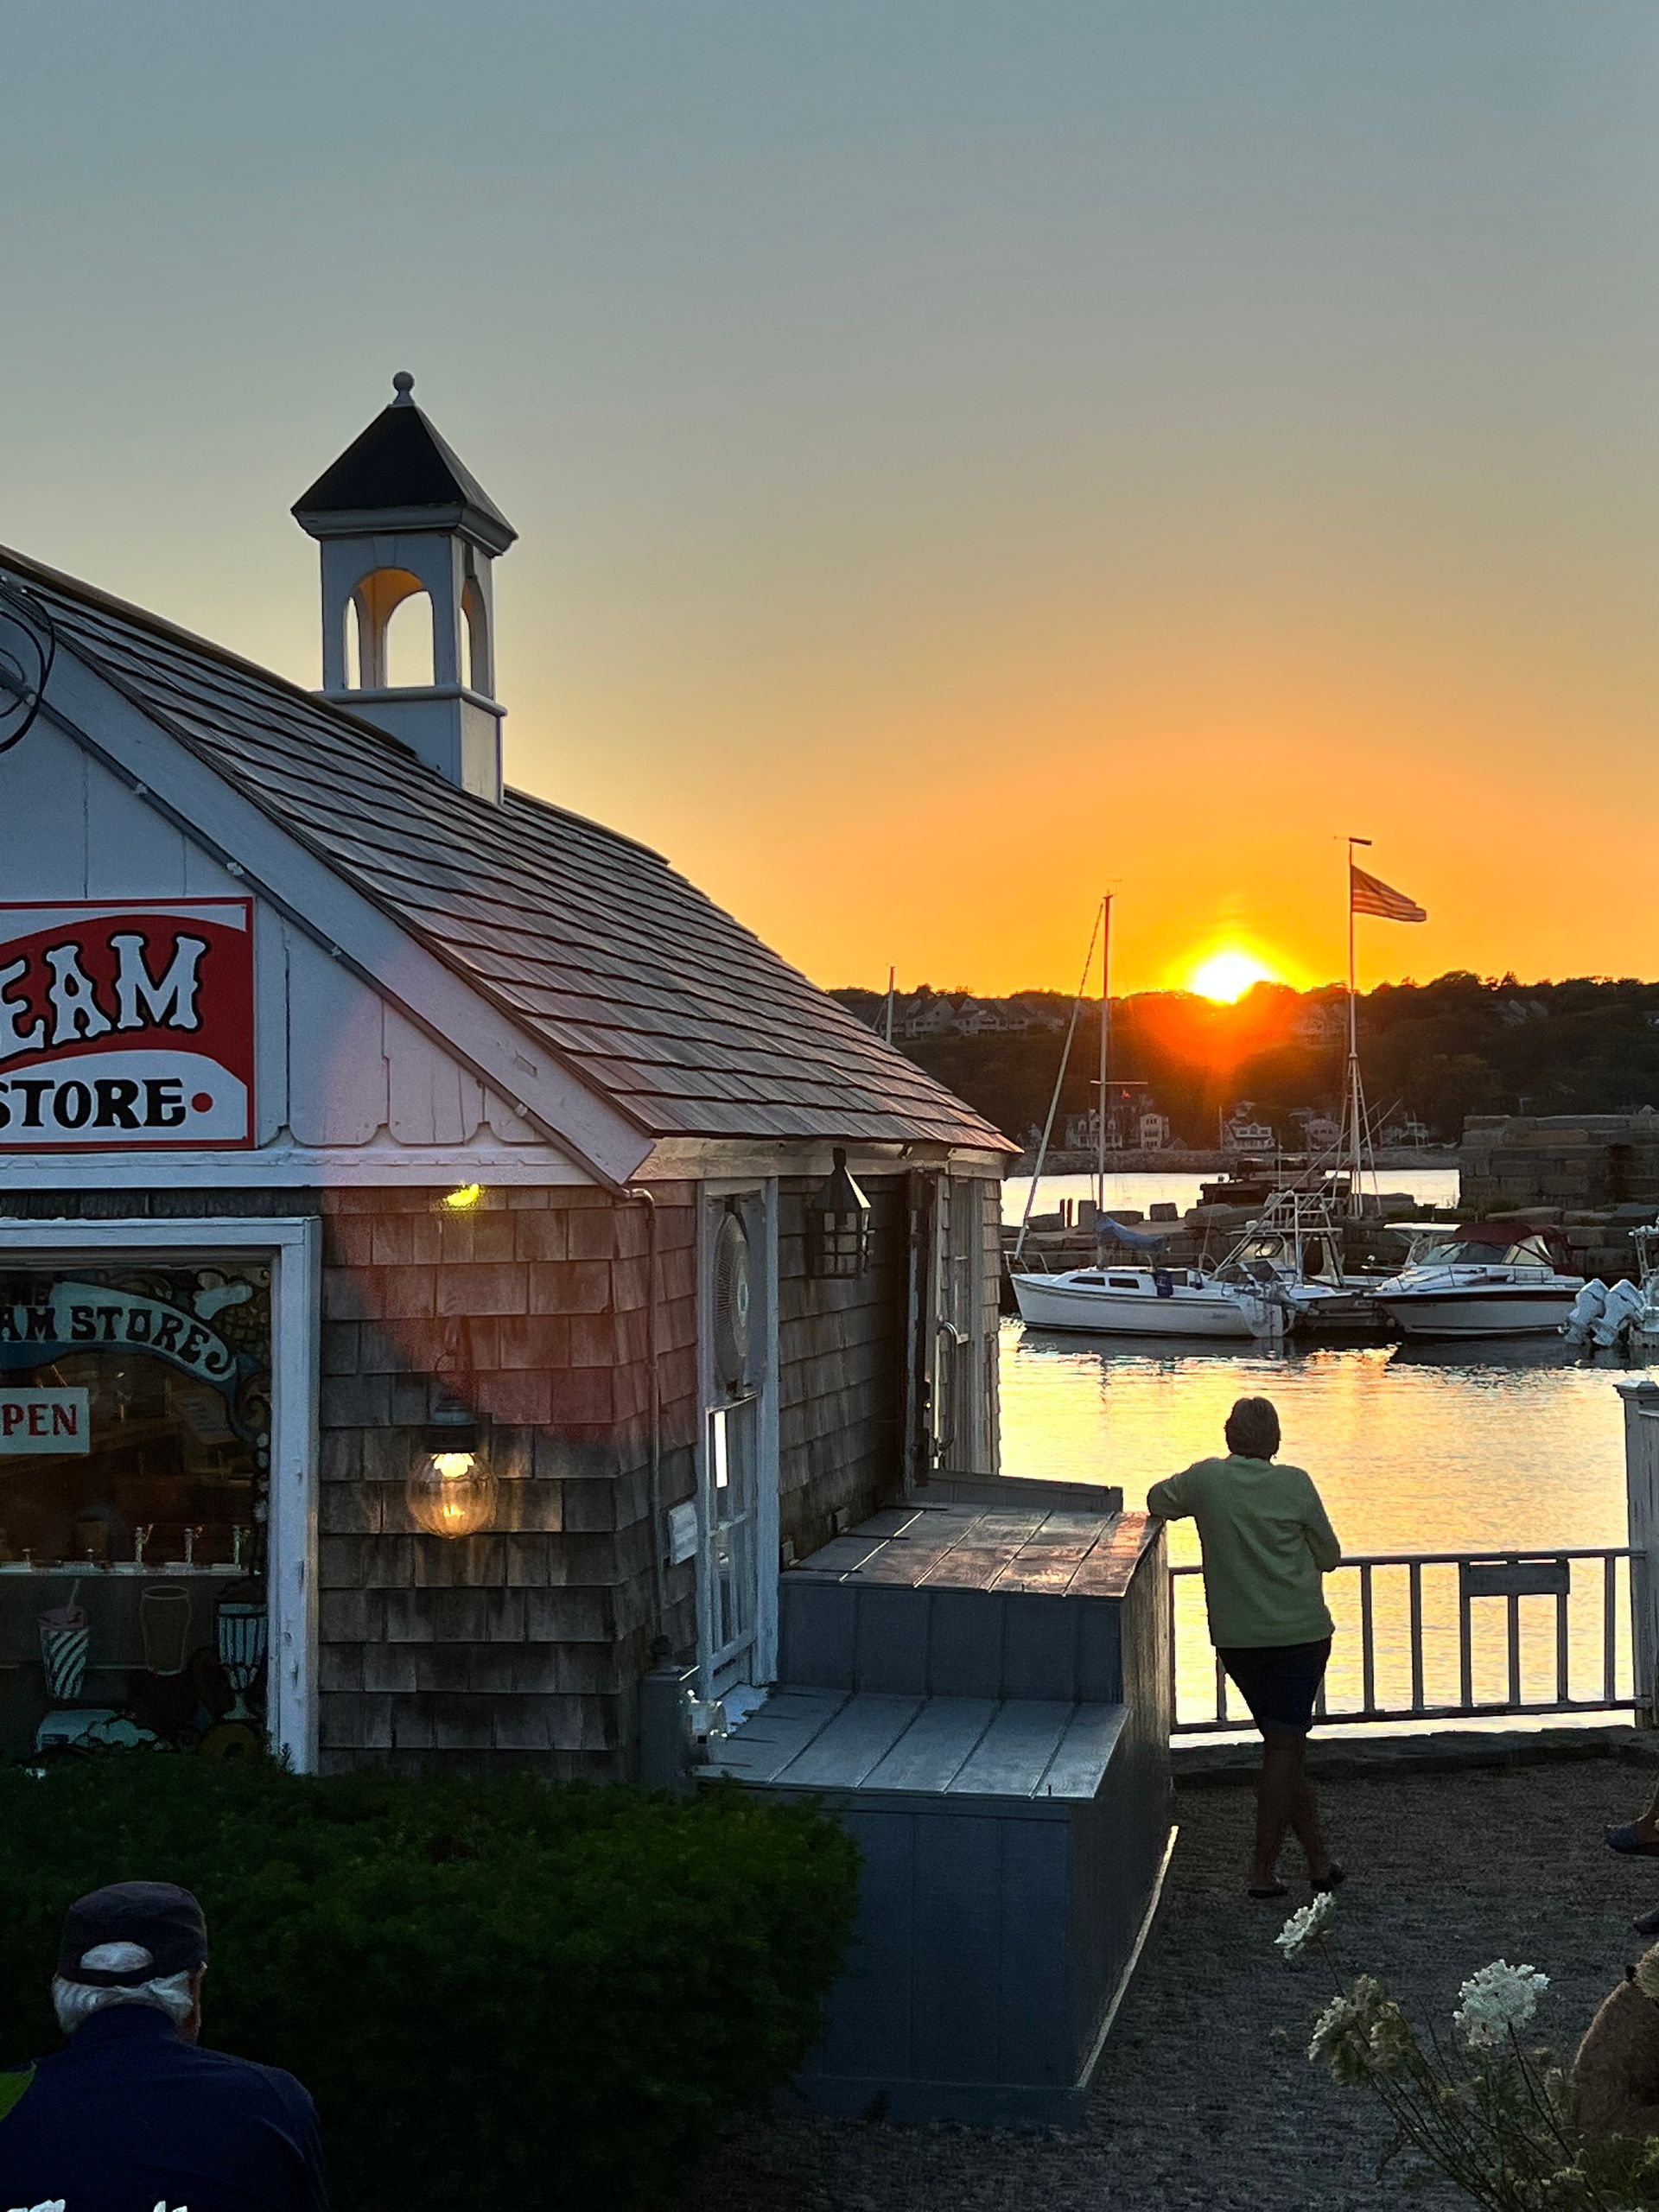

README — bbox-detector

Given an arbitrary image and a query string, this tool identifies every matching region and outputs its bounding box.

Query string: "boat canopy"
[1095,1217,1172,1251]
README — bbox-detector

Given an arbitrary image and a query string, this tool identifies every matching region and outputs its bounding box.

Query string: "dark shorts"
[1217,1637,1332,1736]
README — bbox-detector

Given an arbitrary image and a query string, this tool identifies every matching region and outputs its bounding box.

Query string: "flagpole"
[1346,836,1372,1211]
[1096,893,1111,1217]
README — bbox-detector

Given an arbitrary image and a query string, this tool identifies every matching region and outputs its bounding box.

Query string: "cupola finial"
[391,369,415,406]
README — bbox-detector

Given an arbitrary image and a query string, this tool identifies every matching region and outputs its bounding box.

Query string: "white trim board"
[0,1217,321,1772]
[0,1145,599,1191]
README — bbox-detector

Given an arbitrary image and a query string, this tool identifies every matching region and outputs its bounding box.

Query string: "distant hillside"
[830,976,1659,1147]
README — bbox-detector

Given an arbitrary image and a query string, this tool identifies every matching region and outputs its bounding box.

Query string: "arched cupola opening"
[293,372,517,803]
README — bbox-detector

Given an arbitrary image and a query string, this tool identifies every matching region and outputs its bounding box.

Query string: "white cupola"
[292,372,517,801]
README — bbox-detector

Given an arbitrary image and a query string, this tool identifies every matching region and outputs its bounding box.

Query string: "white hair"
[51,1941,195,2033]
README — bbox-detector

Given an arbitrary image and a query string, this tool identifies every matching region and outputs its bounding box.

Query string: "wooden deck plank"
[710,1690,848,1783]
[991,1540,1099,1594]
[774,1693,925,1789]
[920,1542,1029,1591]
[1066,1516,1155,1596]
[1035,1702,1128,1800]
[946,1700,1074,1799]
[793,1535,892,1580]
[854,1535,975,1586]
[861,1698,1000,1793]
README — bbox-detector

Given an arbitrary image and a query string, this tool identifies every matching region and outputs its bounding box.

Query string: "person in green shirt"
[1147,1395,1344,1900]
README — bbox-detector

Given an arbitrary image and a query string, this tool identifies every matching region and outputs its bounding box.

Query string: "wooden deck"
[711,1685,1127,1802]
[791,1503,1155,1599]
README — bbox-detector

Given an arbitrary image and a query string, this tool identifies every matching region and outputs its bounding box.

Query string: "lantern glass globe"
[407,1447,496,1538]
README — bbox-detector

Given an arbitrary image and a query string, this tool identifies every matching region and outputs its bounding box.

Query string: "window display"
[0,1262,270,1763]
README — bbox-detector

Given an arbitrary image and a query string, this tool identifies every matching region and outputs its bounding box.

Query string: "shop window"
[0,1262,271,1764]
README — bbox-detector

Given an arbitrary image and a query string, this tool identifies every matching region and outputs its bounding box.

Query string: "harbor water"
[998,1171,1643,1726]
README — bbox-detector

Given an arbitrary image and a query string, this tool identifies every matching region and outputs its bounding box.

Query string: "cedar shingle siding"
[1,1178,953,1779]
[778,1174,909,1562]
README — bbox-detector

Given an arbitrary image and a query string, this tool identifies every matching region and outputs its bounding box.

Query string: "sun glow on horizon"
[1186,948,1281,1002]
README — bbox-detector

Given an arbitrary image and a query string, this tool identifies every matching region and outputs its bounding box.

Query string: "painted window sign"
[0,1389,91,1456]
[0,1264,270,1764]
[0,900,254,1149]
[0,1285,238,1390]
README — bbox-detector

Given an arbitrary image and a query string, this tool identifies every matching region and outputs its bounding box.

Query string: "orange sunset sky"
[3,4,1656,998]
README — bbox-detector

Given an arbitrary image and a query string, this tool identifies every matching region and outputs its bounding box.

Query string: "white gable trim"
[31,647,653,1190]
[0,1143,601,1190]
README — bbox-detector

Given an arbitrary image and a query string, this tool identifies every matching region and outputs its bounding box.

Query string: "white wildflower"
[1275,1890,1336,1962]
[1453,1960,1549,2049]
[1308,1991,1356,2064]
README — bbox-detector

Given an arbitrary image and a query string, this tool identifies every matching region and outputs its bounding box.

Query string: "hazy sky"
[3,3,1654,996]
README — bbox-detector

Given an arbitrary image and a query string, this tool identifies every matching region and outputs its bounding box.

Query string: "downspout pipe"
[625,1185,667,1644]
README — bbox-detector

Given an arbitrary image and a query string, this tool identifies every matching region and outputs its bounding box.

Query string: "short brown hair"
[1224,1396,1281,1460]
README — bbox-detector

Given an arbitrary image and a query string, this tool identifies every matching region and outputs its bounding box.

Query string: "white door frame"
[0,1217,321,1770]
[695,1178,780,1695]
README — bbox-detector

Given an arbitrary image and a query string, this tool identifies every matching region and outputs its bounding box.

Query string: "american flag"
[1351,863,1426,923]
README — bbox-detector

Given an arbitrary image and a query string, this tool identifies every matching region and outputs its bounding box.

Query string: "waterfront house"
[0,376,1014,1781]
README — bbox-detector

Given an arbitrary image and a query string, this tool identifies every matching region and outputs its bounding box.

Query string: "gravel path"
[701,1756,1659,2211]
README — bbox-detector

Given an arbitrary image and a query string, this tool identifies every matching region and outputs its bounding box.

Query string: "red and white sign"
[0,899,254,1149]
[0,1387,91,1454]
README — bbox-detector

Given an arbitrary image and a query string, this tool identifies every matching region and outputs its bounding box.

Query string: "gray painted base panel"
[796,1821,1180,2132]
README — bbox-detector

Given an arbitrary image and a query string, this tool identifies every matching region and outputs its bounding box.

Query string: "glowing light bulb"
[441,1183,485,1212]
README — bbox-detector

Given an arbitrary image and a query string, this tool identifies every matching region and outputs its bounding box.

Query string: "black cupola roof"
[292,372,516,554]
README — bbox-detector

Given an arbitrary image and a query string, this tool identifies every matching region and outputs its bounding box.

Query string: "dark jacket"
[0,2003,327,2212]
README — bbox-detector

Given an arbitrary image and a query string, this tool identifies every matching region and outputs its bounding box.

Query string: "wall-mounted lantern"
[806,1147,872,1281]
[406,1388,497,1539]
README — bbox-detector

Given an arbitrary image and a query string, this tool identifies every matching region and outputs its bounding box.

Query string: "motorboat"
[1208,1192,1386,1340]
[1368,1222,1585,1340]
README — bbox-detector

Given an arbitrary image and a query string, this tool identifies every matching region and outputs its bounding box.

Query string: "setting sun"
[1187,948,1281,1002]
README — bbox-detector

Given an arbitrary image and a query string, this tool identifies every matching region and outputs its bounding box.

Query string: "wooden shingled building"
[0,374,1014,1781]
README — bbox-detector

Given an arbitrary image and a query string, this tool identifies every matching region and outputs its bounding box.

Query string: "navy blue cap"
[56,1882,207,1986]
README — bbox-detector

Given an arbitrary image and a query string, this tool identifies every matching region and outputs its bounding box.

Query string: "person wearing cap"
[0,1880,327,2212]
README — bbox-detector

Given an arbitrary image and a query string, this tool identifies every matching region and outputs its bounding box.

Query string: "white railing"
[1170,1548,1638,1733]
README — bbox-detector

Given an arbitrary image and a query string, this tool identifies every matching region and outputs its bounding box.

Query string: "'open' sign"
[0,1389,91,1454]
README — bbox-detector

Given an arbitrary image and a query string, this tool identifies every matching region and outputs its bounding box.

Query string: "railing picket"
[1409,1561,1426,1713]
[1555,1581,1571,1706]
[1605,1553,1618,1705]
[1360,1563,1376,1714]
[1506,1588,1522,1708]
[1167,1547,1637,1735]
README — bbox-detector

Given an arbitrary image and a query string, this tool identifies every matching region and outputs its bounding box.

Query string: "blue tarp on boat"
[1096,1217,1171,1250]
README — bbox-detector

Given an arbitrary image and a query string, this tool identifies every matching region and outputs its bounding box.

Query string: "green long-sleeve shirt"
[1147,1453,1341,1649]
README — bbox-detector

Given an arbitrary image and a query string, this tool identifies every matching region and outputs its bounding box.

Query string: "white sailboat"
[1008,897,1287,1341]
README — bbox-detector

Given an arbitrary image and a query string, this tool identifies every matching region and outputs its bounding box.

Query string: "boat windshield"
[1408,1237,1555,1270]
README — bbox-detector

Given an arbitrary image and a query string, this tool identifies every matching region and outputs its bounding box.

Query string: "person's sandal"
[1311,1864,1347,1893]
[1605,1824,1659,1859]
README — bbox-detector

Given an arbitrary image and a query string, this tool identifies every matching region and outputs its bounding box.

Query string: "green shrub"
[0,1760,858,2211]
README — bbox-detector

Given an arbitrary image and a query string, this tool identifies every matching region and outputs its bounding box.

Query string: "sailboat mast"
[1096,893,1112,1216]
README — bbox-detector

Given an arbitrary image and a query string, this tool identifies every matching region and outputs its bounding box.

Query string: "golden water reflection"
[1000,1322,1639,1726]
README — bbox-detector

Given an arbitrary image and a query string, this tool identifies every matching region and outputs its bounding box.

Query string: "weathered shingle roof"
[3,550,1011,1156]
